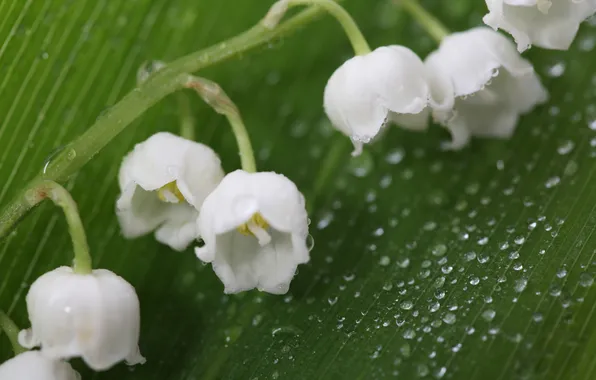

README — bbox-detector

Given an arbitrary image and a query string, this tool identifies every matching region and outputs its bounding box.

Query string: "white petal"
[118,132,223,196]
[0,351,80,380]
[210,230,308,295]
[323,46,435,150]
[484,0,596,52]
[426,27,547,149]
[154,205,199,251]
[425,27,533,98]
[197,170,308,237]
[22,267,144,371]
[116,185,170,239]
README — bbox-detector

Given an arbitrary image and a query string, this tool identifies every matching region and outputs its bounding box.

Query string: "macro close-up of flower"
[0,0,595,379]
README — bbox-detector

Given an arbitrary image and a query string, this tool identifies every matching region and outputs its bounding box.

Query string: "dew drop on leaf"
[482,309,496,322]
[579,272,594,287]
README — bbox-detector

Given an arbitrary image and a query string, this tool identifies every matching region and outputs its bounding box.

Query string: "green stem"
[178,92,196,141]
[25,181,92,274]
[0,5,336,239]
[0,311,26,355]
[185,77,257,173]
[227,113,257,173]
[399,0,449,43]
[265,0,371,55]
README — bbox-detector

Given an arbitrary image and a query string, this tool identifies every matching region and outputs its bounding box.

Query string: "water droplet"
[482,309,496,322]
[579,272,594,287]
[137,60,166,84]
[556,268,567,278]
[379,256,391,266]
[464,251,477,261]
[557,140,575,155]
[434,367,447,379]
[385,147,405,164]
[514,278,528,292]
[514,236,525,245]
[306,235,315,251]
[547,62,565,77]
[417,363,430,377]
[401,300,413,310]
[432,244,447,256]
[477,237,489,246]
[434,277,446,288]
[42,145,67,173]
[469,277,480,286]
[400,343,411,357]
[403,328,416,339]
[545,176,561,188]
[66,149,76,161]
[429,302,440,312]
[443,313,456,325]
[532,312,544,323]
[328,296,338,306]
[348,150,374,177]
[477,254,490,264]
[397,257,410,268]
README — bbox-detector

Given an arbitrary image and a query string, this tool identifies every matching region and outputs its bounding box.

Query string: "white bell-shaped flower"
[0,351,80,380]
[195,170,310,294]
[117,132,224,251]
[323,46,454,155]
[18,266,145,371]
[425,27,548,150]
[484,0,596,52]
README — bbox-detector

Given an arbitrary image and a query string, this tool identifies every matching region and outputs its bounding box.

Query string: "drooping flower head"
[323,46,454,155]
[426,27,548,149]
[19,267,145,371]
[195,170,310,294]
[117,132,224,251]
[484,0,596,52]
[0,351,80,380]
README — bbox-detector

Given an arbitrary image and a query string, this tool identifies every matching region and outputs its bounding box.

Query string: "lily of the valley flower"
[484,0,596,52]
[425,27,548,150]
[117,132,224,251]
[323,46,454,156]
[19,266,145,371]
[0,351,80,380]
[195,170,310,294]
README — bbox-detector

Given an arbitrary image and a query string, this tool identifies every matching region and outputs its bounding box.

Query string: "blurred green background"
[1,0,596,378]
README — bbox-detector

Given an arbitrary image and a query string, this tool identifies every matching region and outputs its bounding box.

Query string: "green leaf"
[1,0,596,379]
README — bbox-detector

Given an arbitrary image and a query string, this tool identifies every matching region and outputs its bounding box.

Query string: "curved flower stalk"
[425,27,548,149]
[484,0,596,52]
[195,170,310,294]
[324,45,454,155]
[0,2,340,241]
[117,132,224,251]
[19,181,145,371]
[0,351,80,380]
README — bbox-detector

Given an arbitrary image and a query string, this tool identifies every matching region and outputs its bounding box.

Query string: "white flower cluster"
[325,26,549,152]
[325,0,595,153]
[116,133,311,295]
